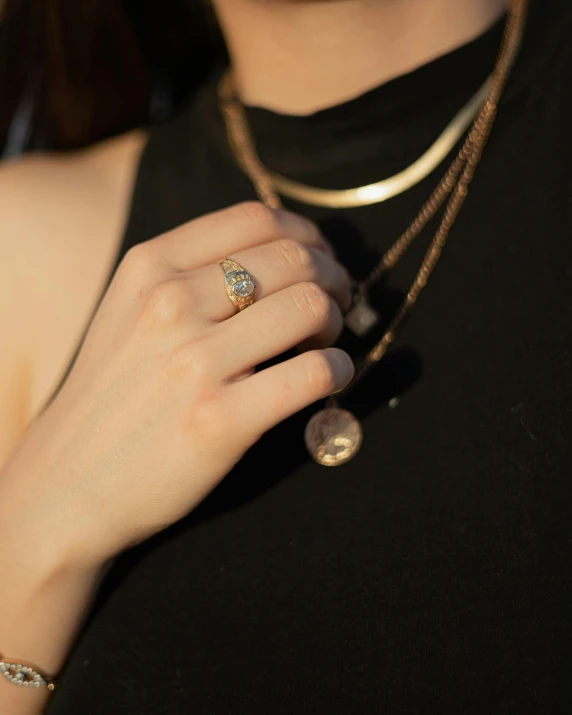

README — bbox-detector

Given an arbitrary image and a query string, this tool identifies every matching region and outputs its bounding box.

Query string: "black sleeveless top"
[47,4,572,713]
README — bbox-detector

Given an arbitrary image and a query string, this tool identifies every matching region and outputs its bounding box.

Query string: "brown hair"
[0,0,225,152]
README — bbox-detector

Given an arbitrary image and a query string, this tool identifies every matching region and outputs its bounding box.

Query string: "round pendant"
[304,407,363,467]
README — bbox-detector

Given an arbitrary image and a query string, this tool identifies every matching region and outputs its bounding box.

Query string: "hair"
[0,0,226,152]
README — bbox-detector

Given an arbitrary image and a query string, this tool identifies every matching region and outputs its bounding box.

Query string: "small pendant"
[344,296,380,337]
[305,407,363,467]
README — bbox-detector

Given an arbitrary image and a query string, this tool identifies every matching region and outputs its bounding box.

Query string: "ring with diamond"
[219,258,256,311]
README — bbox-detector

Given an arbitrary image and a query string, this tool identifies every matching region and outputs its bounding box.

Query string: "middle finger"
[188,238,352,321]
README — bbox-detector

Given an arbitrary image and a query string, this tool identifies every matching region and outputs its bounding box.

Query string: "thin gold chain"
[220,79,491,209]
[218,0,528,391]
[218,75,490,210]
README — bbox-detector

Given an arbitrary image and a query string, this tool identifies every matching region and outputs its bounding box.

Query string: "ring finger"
[206,282,344,380]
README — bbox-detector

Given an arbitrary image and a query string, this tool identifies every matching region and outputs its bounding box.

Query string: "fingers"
[223,348,355,439]
[187,238,351,321]
[207,282,344,379]
[150,202,334,272]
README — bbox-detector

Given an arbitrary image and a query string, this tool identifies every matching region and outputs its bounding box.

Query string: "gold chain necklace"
[219,0,529,467]
[220,75,492,209]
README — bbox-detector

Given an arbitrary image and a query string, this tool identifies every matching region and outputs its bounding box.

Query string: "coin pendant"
[304,407,363,467]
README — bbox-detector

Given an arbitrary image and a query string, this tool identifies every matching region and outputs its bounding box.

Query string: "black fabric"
[47,3,572,713]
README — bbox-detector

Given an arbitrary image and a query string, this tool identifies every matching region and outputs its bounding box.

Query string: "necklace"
[219,0,529,467]
[220,77,492,209]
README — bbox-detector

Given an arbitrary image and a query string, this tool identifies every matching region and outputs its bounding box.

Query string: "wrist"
[0,463,113,575]
[0,470,112,687]
[0,537,105,687]
[0,494,110,607]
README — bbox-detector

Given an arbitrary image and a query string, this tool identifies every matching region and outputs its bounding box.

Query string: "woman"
[1,0,571,712]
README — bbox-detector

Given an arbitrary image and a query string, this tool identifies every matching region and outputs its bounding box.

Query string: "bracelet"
[0,654,57,690]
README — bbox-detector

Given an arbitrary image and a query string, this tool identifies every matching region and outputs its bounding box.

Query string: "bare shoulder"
[0,130,147,463]
[0,130,146,262]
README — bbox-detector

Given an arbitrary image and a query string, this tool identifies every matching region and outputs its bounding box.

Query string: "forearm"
[0,471,109,714]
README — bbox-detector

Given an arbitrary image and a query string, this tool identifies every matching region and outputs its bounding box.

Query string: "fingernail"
[327,348,355,392]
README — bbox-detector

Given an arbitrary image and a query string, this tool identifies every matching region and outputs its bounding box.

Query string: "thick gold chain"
[218,0,528,390]
[220,76,492,209]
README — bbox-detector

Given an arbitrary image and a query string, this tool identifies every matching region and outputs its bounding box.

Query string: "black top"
[47,3,572,713]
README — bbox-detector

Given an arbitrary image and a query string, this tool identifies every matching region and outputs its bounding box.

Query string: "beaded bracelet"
[0,654,57,690]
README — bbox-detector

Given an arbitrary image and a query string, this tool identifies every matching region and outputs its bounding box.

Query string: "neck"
[213,0,508,114]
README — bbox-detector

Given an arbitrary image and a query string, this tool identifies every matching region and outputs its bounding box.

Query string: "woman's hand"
[2,202,354,568]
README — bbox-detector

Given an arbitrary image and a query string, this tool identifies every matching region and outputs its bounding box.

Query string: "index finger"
[149,201,334,272]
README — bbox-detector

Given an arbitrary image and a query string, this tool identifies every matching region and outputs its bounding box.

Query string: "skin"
[0,1,508,712]
[215,0,508,112]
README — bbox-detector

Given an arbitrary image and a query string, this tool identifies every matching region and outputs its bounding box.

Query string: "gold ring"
[219,259,255,311]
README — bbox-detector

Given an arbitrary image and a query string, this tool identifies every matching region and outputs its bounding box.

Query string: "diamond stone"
[232,279,254,298]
